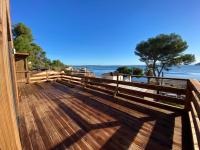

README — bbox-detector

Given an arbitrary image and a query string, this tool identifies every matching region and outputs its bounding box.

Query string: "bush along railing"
[186,79,200,150]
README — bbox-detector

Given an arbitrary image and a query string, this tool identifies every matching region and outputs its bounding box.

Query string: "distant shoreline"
[73,65,200,80]
[72,64,196,67]
[196,63,200,66]
[72,65,145,67]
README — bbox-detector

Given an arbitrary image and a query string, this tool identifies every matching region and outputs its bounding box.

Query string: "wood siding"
[15,54,28,83]
[0,0,21,149]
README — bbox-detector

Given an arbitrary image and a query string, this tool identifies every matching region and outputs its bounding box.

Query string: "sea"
[73,65,200,81]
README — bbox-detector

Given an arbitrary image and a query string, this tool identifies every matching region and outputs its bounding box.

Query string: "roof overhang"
[15,52,29,60]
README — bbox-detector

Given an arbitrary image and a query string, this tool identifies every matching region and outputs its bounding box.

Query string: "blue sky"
[11,0,200,65]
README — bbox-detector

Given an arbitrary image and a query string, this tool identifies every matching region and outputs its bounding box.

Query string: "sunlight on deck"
[18,82,187,150]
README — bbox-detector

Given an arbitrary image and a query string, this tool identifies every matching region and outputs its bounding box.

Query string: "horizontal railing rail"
[28,72,187,110]
[60,73,187,110]
[30,71,61,83]
[126,74,188,81]
[187,79,200,150]
[114,73,188,89]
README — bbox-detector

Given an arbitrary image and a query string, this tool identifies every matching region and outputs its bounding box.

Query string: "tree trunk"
[152,61,157,77]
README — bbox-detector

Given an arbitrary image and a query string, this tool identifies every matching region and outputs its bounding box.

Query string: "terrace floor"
[18,81,191,150]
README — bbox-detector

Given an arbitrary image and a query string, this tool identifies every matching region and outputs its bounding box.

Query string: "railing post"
[147,76,150,84]
[70,75,72,83]
[113,73,119,97]
[82,77,84,87]
[46,70,49,81]
[27,71,30,84]
[60,72,62,81]
[185,80,192,111]
[83,77,87,88]
[128,75,131,82]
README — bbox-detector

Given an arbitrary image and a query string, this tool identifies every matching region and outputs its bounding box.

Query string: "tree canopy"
[116,66,144,76]
[13,23,66,71]
[116,66,132,74]
[13,23,33,52]
[132,67,143,76]
[135,33,195,77]
[51,60,65,71]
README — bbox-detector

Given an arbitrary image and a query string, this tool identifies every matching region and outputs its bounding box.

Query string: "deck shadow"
[49,97,140,149]
[52,82,182,117]
[32,82,181,149]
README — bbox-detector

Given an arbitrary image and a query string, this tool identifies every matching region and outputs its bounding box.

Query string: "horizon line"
[68,64,196,66]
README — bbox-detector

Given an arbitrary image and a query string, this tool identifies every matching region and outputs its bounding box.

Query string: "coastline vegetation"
[116,66,144,76]
[13,23,66,71]
[135,33,195,77]
[196,62,200,65]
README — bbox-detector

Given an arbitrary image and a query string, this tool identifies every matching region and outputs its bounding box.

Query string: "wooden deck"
[18,81,191,150]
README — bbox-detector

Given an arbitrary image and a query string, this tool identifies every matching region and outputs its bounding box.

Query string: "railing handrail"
[29,72,187,92]
[29,72,187,104]
[121,74,188,81]
[62,73,186,102]
[186,79,200,150]
[61,71,189,81]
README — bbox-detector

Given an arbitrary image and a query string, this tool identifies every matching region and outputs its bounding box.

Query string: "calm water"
[73,65,200,80]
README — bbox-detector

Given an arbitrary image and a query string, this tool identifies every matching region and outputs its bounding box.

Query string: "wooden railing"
[29,72,187,109]
[187,79,200,150]
[29,72,188,108]
[30,71,61,83]
[60,74,186,109]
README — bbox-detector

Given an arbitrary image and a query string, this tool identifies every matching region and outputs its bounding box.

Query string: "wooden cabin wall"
[0,0,22,149]
[15,58,27,83]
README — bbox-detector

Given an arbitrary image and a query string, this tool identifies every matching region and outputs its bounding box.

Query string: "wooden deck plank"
[32,84,99,150]
[52,83,179,137]
[18,86,33,150]
[22,85,46,150]
[44,86,130,149]
[39,88,114,150]
[30,84,91,150]
[18,82,189,150]
[46,83,172,149]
